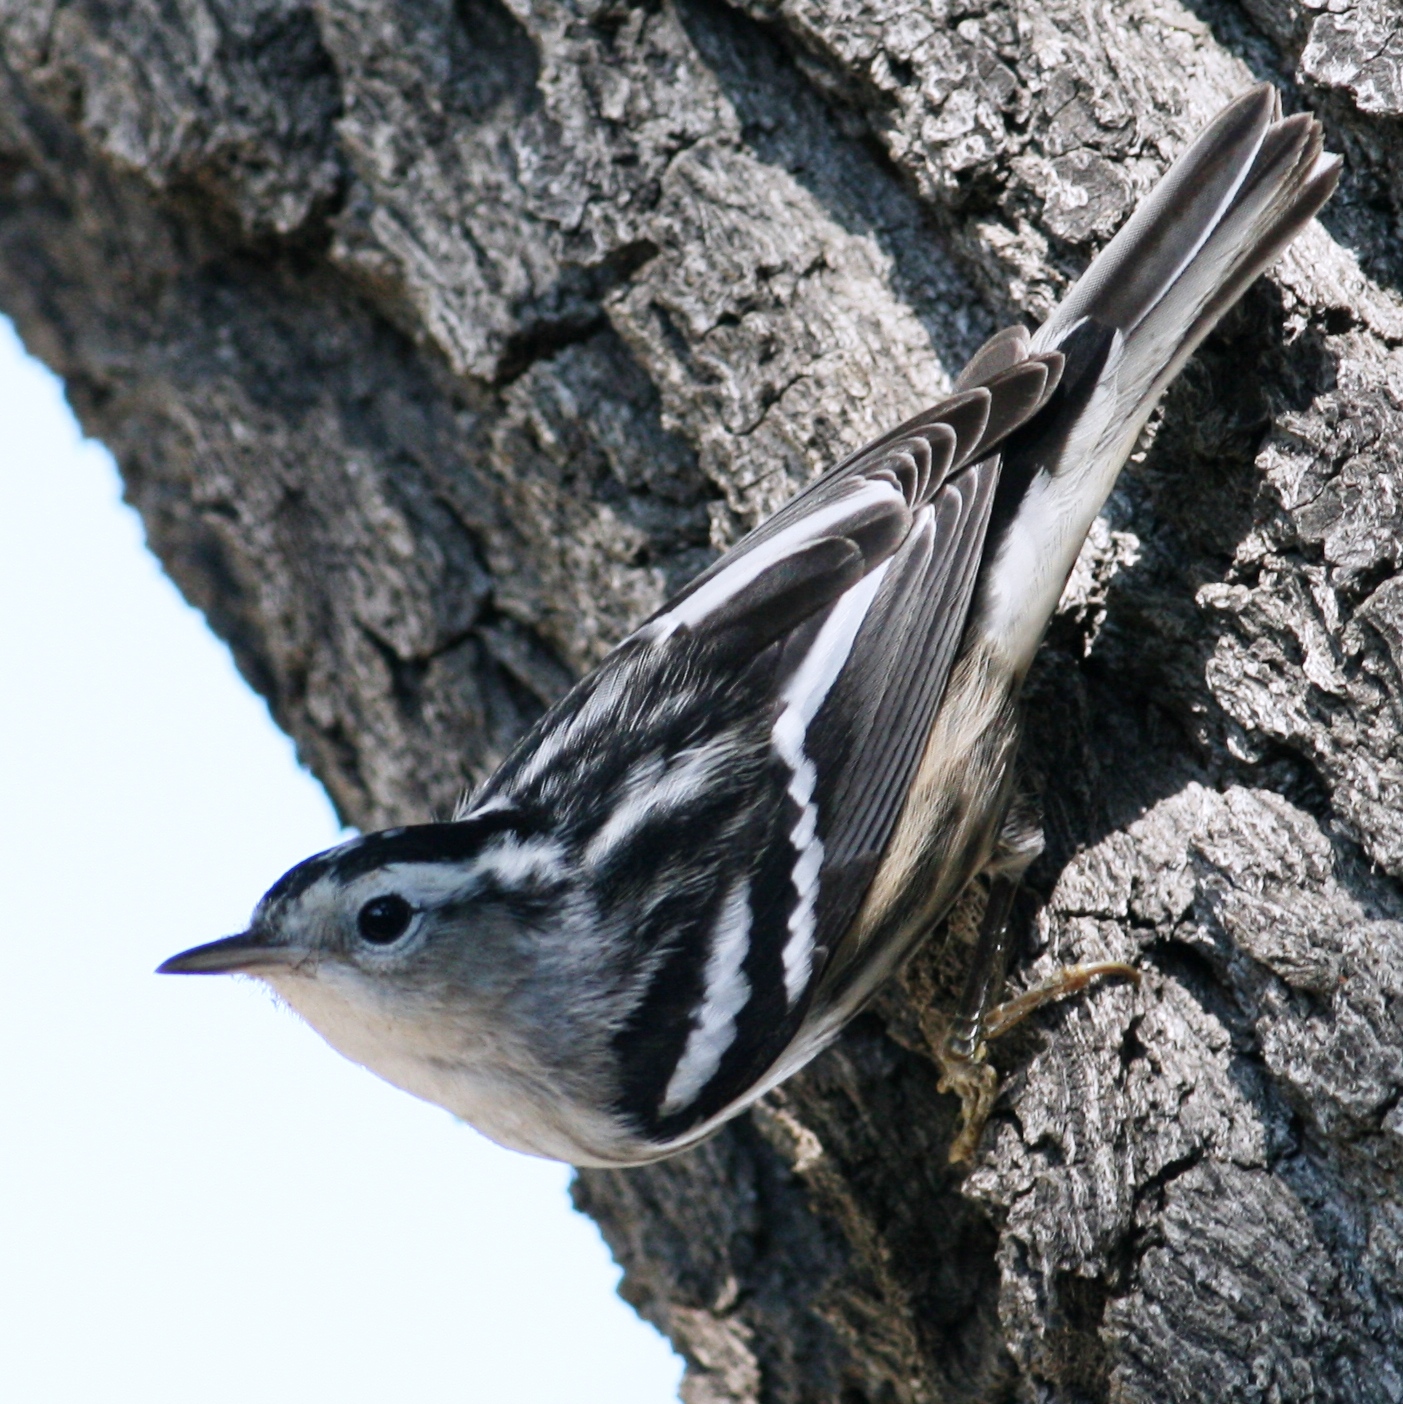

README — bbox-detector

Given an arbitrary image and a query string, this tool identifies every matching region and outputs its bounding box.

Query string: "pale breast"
[262,964,641,1166]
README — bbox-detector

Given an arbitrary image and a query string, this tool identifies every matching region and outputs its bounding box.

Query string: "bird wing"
[476,334,1060,1144]
[566,342,1061,1141]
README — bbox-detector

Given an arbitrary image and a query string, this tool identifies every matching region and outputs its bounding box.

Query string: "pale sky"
[0,316,682,1402]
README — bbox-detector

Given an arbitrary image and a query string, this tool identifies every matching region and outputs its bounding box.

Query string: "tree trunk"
[5,0,1402,1397]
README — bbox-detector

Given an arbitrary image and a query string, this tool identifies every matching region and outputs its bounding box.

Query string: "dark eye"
[357,894,414,945]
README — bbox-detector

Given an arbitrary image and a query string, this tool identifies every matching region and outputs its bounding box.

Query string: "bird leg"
[936,872,1019,1166]
[936,802,1138,1165]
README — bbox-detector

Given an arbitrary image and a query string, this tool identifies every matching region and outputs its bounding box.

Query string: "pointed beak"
[157,931,301,977]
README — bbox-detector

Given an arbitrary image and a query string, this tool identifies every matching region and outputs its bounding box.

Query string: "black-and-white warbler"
[162,87,1337,1167]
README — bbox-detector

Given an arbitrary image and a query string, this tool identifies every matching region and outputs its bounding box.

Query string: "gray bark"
[4,0,1402,1398]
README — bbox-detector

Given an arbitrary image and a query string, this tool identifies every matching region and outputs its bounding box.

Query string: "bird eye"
[357,894,414,945]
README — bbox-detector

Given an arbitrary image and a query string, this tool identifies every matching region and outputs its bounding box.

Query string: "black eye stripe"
[358,895,414,945]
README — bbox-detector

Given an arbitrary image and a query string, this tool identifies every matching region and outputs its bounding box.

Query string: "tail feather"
[1164,128,1339,385]
[974,84,1338,674]
[1033,84,1340,443]
[1037,85,1281,347]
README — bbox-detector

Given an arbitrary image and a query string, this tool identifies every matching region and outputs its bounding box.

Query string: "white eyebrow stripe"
[584,733,739,868]
[661,876,754,1114]
[640,478,902,644]
[772,560,891,1005]
[475,837,569,888]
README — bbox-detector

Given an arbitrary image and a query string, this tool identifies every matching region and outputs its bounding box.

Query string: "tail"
[1032,83,1339,449]
[972,84,1339,672]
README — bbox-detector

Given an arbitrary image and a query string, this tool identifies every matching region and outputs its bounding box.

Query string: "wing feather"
[805,456,1001,955]
[954,324,1032,391]
[632,339,1061,988]
[649,353,1060,648]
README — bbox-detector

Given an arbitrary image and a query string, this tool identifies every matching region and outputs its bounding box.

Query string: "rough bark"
[4,0,1403,1398]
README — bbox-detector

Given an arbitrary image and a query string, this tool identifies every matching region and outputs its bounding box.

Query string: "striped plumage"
[161,87,1339,1167]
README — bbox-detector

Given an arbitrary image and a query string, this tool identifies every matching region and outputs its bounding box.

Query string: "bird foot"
[935,1051,999,1166]
[938,961,1140,1165]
